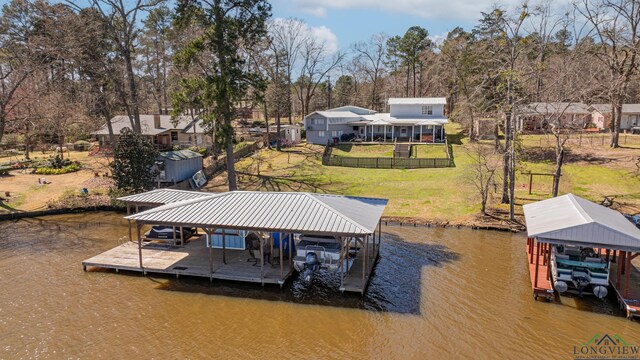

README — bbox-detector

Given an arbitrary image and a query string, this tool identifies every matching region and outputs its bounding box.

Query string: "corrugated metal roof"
[126,191,388,236]
[158,149,203,161]
[118,189,216,206]
[523,194,640,251]
[388,97,447,105]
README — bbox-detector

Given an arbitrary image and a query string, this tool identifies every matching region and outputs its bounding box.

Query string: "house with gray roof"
[92,114,212,150]
[588,104,640,131]
[303,97,448,144]
[517,102,591,132]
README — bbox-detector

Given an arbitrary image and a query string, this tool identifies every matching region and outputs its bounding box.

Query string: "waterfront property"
[517,102,591,132]
[83,189,388,294]
[523,194,640,318]
[303,98,448,145]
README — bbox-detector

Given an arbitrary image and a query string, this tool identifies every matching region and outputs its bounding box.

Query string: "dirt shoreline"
[0,207,526,232]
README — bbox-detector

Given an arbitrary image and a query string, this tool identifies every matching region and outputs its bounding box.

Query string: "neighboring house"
[155,149,203,184]
[92,114,212,150]
[303,97,448,145]
[517,103,591,132]
[588,104,640,131]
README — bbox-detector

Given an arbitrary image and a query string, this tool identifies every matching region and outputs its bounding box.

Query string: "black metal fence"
[322,141,453,169]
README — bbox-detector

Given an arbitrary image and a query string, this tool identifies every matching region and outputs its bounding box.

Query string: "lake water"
[1,212,638,358]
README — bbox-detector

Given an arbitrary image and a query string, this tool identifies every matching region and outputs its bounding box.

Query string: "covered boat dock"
[523,194,640,318]
[83,190,388,294]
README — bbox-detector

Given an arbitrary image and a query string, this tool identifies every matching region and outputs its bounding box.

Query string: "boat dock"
[84,189,387,295]
[83,236,294,285]
[609,255,640,319]
[526,237,554,301]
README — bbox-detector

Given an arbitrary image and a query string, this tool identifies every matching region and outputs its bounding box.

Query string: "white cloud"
[271,18,340,55]
[311,26,339,54]
[289,0,573,22]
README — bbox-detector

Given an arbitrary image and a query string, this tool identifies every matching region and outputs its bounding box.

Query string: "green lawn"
[207,122,640,223]
[331,144,394,158]
[412,144,448,158]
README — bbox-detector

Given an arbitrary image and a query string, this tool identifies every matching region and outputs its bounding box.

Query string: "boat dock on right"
[523,194,640,319]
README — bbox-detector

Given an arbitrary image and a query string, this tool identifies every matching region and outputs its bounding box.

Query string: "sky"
[270,0,520,51]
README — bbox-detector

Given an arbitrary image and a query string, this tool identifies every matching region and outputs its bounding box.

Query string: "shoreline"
[0,207,525,232]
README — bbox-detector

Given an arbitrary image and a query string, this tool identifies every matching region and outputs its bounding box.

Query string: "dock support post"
[616,251,624,289]
[128,219,132,243]
[207,228,213,275]
[606,249,610,263]
[624,252,631,298]
[279,232,283,280]
[362,236,367,286]
[222,229,226,264]
[172,226,177,246]
[136,222,143,270]
[180,226,184,246]
[260,235,265,285]
[546,244,551,279]
[534,242,540,288]
[339,237,344,289]
[288,233,292,267]
[530,239,535,264]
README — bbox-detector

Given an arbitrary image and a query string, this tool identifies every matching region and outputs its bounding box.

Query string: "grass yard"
[331,144,394,158]
[0,150,112,212]
[206,122,640,225]
[412,144,448,158]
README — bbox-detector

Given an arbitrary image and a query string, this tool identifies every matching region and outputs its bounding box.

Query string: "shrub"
[35,163,82,175]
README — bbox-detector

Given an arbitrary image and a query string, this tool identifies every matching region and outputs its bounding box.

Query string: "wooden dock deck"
[526,238,554,301]
[83,236,294,285]
[609,260,640,319]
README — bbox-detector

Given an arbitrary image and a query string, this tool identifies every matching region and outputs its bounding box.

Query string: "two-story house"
[303,98,448,145]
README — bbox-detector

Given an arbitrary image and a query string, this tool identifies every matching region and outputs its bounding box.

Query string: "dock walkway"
[609,261,640,319]
[83,236,294,285]
[525,238,554,301]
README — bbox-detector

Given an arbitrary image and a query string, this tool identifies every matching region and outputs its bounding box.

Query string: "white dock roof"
[118,189,216,206]
[523,194,640,251]
[126,191,388,236]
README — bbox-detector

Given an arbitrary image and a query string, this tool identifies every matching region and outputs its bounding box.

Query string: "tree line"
[1,0,639,209]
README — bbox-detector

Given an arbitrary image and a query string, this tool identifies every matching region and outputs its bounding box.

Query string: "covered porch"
[360,122,446,143]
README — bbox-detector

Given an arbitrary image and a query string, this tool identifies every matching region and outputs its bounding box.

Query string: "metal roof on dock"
[118,189,215,206]
[523,194,640,251]
[126,191,388,236]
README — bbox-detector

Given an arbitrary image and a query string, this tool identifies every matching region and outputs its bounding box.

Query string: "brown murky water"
[1,212,638,359]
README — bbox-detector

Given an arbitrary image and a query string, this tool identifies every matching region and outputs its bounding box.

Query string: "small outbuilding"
[155,149,203,184]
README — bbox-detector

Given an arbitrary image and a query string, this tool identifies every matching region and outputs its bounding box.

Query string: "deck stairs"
[393,143,411,158]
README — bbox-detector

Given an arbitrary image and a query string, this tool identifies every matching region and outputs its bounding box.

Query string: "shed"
[156,150,203,184]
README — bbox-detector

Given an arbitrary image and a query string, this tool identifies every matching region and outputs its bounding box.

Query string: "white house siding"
[390,104,445,117]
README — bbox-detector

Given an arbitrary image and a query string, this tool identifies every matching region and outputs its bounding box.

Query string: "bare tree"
[578,0,640,148]
[352,33,388,111]
[467,143,501,215]
[294,38,344,116]
[269,18,308,123]
[66,0,162,134]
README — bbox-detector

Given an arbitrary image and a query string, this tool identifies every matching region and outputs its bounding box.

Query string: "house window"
[171,131,178,142]
[311,118,325,125]
[422,106,433,115]
[318,131,325,137]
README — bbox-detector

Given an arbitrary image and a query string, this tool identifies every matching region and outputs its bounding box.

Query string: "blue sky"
[270,0,504,50]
